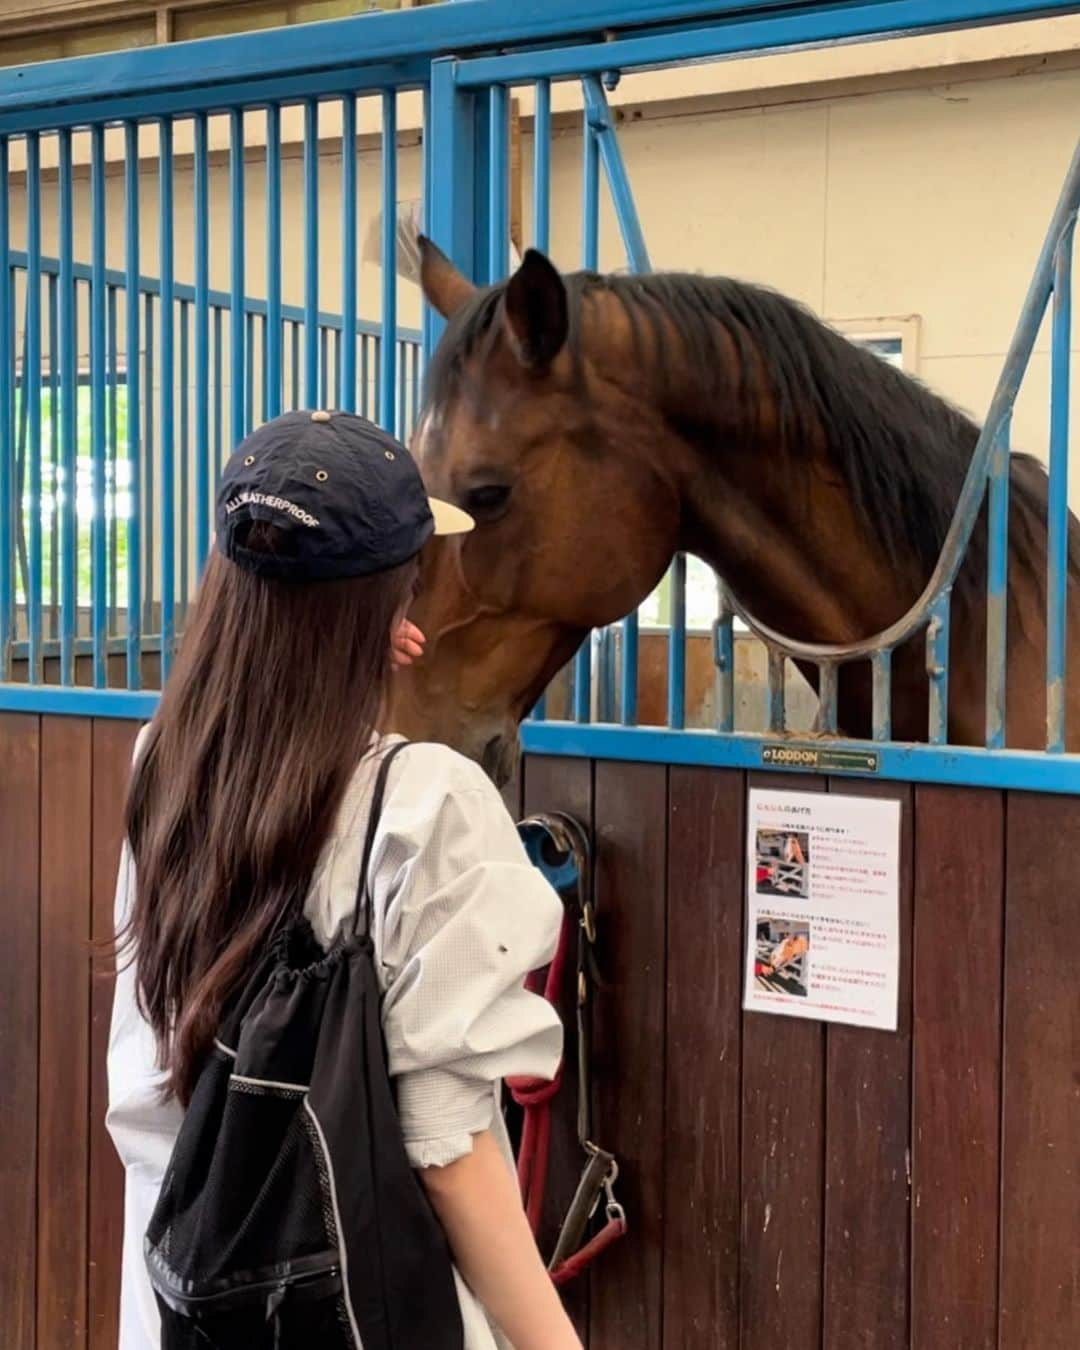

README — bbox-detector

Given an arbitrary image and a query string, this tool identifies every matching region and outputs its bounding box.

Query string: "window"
[638,318,920,632]
[15,375,133,612]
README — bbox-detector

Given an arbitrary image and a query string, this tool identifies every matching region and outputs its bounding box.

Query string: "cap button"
[311,410,332,423]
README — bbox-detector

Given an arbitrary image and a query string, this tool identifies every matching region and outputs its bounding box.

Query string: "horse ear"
[418,236,476,318]
[502,249,568,369]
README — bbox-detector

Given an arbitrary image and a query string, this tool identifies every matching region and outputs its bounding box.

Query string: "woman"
[107,410,582,1350]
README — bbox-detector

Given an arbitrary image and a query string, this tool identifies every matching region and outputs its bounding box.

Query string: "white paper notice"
[743,788,901,1031]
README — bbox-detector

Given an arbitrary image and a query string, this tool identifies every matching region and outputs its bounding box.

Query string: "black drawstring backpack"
[145,743,465,1349]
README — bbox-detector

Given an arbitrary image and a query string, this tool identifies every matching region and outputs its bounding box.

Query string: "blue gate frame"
[1,0,1079,794]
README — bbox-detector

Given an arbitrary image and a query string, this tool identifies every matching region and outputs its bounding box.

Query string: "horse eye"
[464,484,512,517]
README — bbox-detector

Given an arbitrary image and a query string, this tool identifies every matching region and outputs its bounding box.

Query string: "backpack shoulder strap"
[352,740,410,939]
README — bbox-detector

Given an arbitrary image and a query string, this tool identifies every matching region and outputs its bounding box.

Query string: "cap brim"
[429,497,475,536]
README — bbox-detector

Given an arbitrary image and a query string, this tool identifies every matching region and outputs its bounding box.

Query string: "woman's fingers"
[391,619,427,668]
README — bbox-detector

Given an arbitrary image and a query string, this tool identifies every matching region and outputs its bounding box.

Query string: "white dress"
[106,733,564,1350]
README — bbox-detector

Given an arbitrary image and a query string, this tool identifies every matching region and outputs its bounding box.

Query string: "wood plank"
[38,715,93,1350]
[0,714,41,1350]
[664,767,744,1350]
[822,780,913,1350]
[911,786,1004,1348]
[999,791,1080,1350]
[521,754,594,1344]
[88,719,140,1350]
[740,772,826,1350]
[590,760,668,1350]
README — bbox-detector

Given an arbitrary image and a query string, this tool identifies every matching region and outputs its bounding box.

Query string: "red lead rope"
[506,816,628,1286]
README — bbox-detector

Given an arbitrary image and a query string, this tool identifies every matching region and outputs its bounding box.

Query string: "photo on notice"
[754,828,810,898]
[753,916,811,998]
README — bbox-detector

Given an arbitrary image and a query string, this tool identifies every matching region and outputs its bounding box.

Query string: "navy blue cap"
[215,410,472,581]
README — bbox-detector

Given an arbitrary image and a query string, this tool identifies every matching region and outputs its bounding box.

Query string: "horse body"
[390,241,1080,780]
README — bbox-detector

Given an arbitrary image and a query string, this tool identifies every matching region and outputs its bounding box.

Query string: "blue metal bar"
[713,585,734,734]
[620,610,638,725]
[533,79,551,253]
[143,292,154,634]
[230,109,246,449]
[516,720,1080,796]
[597,627,617,722]
[179,299,190,609]
[290,319,299,411]
[25,132,43,683]
[4,0,1072,126]
[304,98,319,408]
[159,118,175,680]
[668,554,687,730]
[320,325,329,409]
[380,90,397,432]
[421,84,435,362]
[47,274,59,639]
[7,249,420,343]
[361,335,370,418]
[581,74,652,273]
[246,311,256,430]
[58,128,77,684]
[767,651,786,735]
[927,592,951,745]
[213,304,223,483]
[818,661,839,734]
[124,121,142,688]
[193,111,210,573]
[985,412,1011,749]
[107,282,119,632]
[262,316,270,422]
[572,117,600,718]
[1047,220,1073,754]
[456,0,1080,89]
[90,127,109,686]
[487,84,509,283]
[425,59,477,355]
[265,103,282,420]
[872,650,892,742]
[341,94,358,414]
[0,137,10,681]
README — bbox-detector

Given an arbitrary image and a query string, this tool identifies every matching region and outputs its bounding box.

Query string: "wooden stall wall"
[1,721,1077,1349]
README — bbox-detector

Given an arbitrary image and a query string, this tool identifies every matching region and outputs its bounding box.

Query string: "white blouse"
[106,733,564,1350]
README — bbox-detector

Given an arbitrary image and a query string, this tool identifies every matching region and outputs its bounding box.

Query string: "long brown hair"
[123,521,416,1104]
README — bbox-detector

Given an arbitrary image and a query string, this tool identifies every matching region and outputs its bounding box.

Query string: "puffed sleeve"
[368,746,564,1169]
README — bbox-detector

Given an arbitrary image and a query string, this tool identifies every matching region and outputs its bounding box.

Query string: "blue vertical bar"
[47,274,59,638]
[871,650,892,743]
[246,311,256,430]
[179,300,190,610]
[927,592,951,745]
[713,583,734,734]
[229,109,246,449]
[767,650,786,734]
[193,110,210,572]
[0,136,10,681]
[143,292,154,634]
[341,95,358,413]
[25,133,43,681]
[107,282,119,632]
[262,316,269,422]
[573,117,600,718]
[487,85,508,283]
[290,320,299,410]
[213,306,223,479]
[818,661,839,734]
[667,554,687,730]
[265,103,282,420]
[90,125,107,687]
[159,117,175,681]
[1047,220,1073,753]
[533,79,551,252]
[319,326,329,408]
[333,330,342,409]
[380,90,397,432]
[59,128,77,683]
[421,85,435,361]
[124,121,142,689]
[304,99,319,407]
[985,412,1011,748]
[426,59,478,355]
[360,335,369,417]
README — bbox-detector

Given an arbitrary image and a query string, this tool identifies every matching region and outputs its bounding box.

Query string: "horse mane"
[425,269,1077,604]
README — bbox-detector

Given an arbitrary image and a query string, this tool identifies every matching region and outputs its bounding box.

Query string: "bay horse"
[389,240,1080,784]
